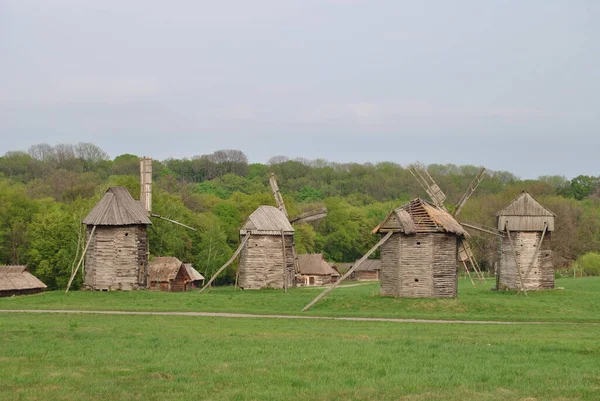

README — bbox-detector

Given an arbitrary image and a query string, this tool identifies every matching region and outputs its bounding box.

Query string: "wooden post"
[65,225,97,293]
[506,229,527,296]
[462,260,475,287]
[281,230,288,293]
[302,231,393,312]
[199,235,249,293]
[523,223,548,281]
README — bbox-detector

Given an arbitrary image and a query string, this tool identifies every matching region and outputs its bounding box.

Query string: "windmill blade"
[269,173,289,218]
[408,163,447,208]
[452,167,486,217]
[289,208,328,225]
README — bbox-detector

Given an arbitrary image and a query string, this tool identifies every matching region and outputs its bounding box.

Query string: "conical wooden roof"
[83,187,152,226]
[240,206,294,235]
[373,198,469,237]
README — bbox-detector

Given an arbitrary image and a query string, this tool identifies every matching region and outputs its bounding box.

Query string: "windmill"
[66,157,197,293]
[200,173,329,292]
[408,163,500,286]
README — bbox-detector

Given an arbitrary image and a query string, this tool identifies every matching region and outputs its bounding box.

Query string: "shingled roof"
[83,187,152,226]
[240,206,294,235]
[149,257,188,282]
[373,198,469,237]
[0,266,47,292]
[297,254,339,276]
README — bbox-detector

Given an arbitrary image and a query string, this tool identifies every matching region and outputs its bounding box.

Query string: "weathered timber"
[302,231,393,311]
[506,230,527,295]
[200,234,250,293]
[66,225,97,293]
[497,192,555,291]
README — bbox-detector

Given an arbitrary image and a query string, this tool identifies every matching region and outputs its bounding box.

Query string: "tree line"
[0,143,599,289]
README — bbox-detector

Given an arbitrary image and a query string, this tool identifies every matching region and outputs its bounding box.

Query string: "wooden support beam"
[461,222,502,237]
[302,231,393,312]
[65,225,97,293]
[462,260,475,287]
[200,235,250,293]
[281,230,288,293]
[523,223,548,281]
[151,214,197,231]
[506,229,527,296]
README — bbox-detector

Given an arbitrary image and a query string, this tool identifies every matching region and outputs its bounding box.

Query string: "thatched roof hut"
[497,192,555,290]
[297,254,340,286]
[374,198,468,298]
[238,206,296,290]
[83,186,152,291]
[0,266,47,297]
[148,257,191,292]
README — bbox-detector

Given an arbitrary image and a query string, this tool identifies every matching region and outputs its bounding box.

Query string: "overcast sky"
[1,1,598,178]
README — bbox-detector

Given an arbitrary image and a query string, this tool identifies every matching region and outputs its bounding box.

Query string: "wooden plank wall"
[499,231,554,290]
[432,234,459,298]
[84,225,148,291]
[238,235,295,290]
[380,233,458,298]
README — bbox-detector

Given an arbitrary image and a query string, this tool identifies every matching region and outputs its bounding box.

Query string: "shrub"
[572,252,600,276]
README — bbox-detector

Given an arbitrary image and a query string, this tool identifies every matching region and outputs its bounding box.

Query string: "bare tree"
[75,142,109,164]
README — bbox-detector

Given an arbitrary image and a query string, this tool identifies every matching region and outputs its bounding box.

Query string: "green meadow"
[1,277,599,323]
[1,278,599,400]
[1,313,598,401]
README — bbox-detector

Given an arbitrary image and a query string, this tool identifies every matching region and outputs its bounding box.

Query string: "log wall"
[84,225,148,291]
[238,234,295,290]
[380,233,458,298]
[498,231,554,290]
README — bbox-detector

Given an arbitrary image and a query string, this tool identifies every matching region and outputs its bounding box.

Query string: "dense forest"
[1,142,599,290]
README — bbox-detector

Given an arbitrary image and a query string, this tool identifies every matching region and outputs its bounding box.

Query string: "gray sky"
[1,0,598,179]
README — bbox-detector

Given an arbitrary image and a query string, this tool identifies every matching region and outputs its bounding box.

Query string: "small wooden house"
[184,263,205,290]
[238,205,296,290]
[373,198,469,298]
[0,266,47,297]
[82,186,152,291]
[497,191,555,291]
[349,259,381,281]
[297,254,340,286]
[148,257,191,292]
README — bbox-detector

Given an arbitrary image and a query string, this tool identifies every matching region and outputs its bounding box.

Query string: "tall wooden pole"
[199,235,249,293]
[65,225,97,293]
[302,231,393,312]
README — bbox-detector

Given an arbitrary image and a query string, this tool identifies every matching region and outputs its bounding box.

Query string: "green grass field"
[1,313,599,401]
[1,277,599,323]
[1,277,599,400]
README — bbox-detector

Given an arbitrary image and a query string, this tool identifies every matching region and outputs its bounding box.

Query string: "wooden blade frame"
[409,164,447,208]
[453,167,486,218]
[269,173,288,218]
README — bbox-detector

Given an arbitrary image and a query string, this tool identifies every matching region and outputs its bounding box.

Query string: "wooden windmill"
[302,163,491,310]
[408,163,489,285]
[66,157,196,293]
[200,173,328,292]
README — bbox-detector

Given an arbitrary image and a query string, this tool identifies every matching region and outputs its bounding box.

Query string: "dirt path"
[0,309,592,325]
